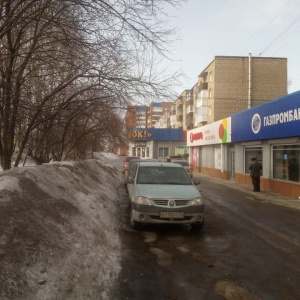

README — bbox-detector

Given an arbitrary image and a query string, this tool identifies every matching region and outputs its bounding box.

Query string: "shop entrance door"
[136,147,146,158]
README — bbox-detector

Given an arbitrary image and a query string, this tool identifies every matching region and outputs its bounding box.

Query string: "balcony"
[186,105,193,114]
[186,98,193,107]
[196,90,208,107]
[199,82,208,90]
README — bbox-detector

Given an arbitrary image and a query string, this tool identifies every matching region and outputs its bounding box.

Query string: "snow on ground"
[0,153,123,300]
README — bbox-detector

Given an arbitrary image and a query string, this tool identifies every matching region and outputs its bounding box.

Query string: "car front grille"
[151,199,189,207]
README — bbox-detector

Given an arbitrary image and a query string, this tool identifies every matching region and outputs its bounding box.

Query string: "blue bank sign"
[232,91,300,142]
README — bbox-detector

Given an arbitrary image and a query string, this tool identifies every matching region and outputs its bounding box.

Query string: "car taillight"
[188,167,192,172]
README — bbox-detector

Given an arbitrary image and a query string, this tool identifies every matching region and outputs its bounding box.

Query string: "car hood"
[136,184,200,199]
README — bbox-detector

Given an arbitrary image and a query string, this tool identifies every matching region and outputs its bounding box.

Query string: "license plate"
[160,212,184,219]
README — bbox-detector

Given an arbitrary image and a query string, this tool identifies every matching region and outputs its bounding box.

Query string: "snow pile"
[0,157,122,300]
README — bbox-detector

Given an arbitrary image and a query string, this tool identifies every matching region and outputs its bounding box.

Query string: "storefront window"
[158,147,169,159]
[273,145,300,182]
[245,147,262,174]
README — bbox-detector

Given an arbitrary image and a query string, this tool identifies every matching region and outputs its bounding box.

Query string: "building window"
[273,145,300,182]
[209,72,213,82]
[158,147,169,159]
[244,147,262,174]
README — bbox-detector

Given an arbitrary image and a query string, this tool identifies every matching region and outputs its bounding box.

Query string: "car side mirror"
[193,181,200,185]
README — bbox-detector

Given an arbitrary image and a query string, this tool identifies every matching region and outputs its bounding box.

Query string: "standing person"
[249,157,262,192]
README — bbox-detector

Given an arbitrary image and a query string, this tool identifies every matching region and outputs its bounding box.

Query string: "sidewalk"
[193,172,300,211]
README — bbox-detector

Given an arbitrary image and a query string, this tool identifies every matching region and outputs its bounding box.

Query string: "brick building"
[195,55,287,125]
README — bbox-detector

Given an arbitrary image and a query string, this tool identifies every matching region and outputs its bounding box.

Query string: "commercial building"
[187,90,300,198]
[128,128,187,159]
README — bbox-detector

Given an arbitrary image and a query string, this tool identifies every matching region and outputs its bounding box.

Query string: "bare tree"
[0,0,182,169]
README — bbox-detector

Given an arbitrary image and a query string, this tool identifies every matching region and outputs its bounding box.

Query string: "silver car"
[124,158,158,187]
[127,162,204,230]
[171,159,193,178]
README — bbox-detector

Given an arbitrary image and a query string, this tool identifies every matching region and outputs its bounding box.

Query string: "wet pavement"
[114,171,300,300]
[193,172,300,211]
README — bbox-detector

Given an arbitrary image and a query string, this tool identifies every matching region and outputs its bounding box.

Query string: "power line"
[260,13,300,55]
[242,0,294,55]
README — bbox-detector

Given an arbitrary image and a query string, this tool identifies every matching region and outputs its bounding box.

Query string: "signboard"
[134,142,146,147]
[232,91,300,142]
[187,118,231,147]
[129,128,184,141]
[175,145,188,156]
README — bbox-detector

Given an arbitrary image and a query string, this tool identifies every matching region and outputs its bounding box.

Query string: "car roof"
[136,162,183,168]
[125,156,140,161]
[129,158,155,166]
[129,158,144,163]
[171,159,188,162]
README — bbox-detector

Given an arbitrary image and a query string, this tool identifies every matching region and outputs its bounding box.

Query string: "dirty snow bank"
[0,157,122,300]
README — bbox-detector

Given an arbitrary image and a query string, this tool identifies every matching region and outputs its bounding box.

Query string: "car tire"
[130,208,141,229]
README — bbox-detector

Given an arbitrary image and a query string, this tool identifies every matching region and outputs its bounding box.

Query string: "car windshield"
[136,166,192,185]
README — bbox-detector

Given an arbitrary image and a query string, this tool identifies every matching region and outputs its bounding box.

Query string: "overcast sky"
[163,0,300,96]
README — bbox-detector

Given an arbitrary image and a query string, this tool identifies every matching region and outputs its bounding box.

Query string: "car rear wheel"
[130,208,141,229]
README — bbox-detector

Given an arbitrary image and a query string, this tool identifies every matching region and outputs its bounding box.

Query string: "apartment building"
[147,102,173,128]
[170,90,189,129]
[125,105,148,129]
[194,55,287,126]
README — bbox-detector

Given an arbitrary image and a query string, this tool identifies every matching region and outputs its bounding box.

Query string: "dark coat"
[249,160,262,177]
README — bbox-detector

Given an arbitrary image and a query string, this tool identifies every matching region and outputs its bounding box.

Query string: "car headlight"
[189,197,204,206]
[136,196,152,206]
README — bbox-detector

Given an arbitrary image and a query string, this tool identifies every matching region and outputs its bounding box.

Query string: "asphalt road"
[112,158,300,300]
